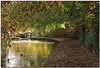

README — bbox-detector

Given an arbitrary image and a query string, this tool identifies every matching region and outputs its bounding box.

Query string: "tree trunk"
[83,26,85,45]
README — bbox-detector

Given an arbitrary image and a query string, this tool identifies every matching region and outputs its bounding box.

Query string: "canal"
[6,39,57,67]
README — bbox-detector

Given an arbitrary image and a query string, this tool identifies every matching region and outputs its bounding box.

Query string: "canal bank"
[38,37,99,67]
[2,37,99,67]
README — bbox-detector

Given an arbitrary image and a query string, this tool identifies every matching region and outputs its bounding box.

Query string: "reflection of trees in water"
[7,40,57,67]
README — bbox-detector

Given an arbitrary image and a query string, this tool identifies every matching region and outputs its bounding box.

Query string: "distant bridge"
[10,32,33,40]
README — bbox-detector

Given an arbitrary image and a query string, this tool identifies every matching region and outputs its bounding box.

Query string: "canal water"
[6,39,57,67]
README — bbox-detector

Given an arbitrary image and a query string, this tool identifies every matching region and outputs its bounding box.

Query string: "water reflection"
[6,40,57,67]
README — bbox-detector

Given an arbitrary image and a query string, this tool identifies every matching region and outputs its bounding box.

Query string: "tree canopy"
[1,1,99,46]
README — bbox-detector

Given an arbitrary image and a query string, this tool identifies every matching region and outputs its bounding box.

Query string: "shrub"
[86,24,99,55]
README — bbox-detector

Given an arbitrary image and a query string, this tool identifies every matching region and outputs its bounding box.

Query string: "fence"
[47,29,98,55]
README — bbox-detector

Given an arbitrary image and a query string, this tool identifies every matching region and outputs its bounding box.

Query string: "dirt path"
[39,37,99,67]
